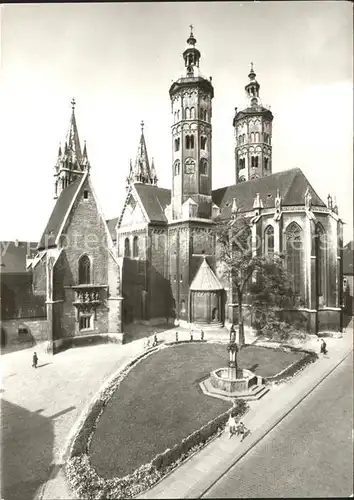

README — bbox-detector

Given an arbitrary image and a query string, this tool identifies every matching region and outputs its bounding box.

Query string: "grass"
[89,343,305,479]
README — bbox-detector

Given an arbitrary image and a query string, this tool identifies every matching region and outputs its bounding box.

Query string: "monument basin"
[209,368,258,393]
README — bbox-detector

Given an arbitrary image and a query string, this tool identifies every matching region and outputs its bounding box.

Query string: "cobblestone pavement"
[0,324,352,500]
[202,354,353,498]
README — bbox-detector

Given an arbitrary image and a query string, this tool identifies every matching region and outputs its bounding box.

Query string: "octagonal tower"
[169,27,214,220]
[233,64,273,184]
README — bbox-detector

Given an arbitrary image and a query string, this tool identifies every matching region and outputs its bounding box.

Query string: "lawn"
[89,343,305,478]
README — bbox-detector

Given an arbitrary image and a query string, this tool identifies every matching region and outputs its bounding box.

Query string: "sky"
[0,1,353,243]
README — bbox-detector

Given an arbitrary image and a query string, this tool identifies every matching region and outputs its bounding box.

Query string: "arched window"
[200,159,207,175]
[251,156,259,168]
[124,237,130,258]
[264,225,274,255]
[285,222,303,295]
[174,160,180,175]
[191,107,195,119]
[239,158,245,170]
[174,138,180,151]
[316,223,326,297]
[186,135,194,149]
[250,132,255,142]
[185,107,190,119]
[79,255,91,284]
[200,136,206,150]
[255,132,260,142]
[133,235,139,258]
[264,158,269,170]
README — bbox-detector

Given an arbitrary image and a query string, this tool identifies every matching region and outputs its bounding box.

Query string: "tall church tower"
[169,27,214,220]
[54,99,90,199]
[233,64,273,183]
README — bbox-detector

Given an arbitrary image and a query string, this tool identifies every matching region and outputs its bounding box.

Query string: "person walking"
[152,332,158,347]
[236,421,250,442]
[227,413,236,439]
[32,352,38,368]
[320,338,327,355]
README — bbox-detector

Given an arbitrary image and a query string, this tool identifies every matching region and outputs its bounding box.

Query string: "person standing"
[227,413,236,439]
[32,352,38,368]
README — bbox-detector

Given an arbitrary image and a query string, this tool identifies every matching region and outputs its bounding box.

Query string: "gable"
[119,192,148,227]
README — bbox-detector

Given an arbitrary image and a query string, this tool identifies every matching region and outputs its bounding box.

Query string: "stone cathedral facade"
[0,29,344,353]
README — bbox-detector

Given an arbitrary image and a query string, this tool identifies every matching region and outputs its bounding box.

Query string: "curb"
[191,347,352,499]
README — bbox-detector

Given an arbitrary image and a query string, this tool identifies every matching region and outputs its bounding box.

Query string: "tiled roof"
[38,177,83,250]
[212,168,326,219]
[106,217,118,241]
[343,241,353,276]
[0,241,38,273]
[134,184,171,223]
[190,257,223,291]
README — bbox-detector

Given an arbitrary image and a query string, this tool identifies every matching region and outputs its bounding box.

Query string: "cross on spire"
[250,62,254,71]
[190,24,193,33]
[140,120,144,132]
[71,98,76,111]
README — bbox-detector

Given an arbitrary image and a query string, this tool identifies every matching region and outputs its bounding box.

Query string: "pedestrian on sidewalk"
[236,421,250,442]
[227,413,236,439]
[201,329,204,341]
[32,352,38,368]
[152,332,158,347]
[320,338,328,355]
[175,331,179,342]
[145,336,150,349]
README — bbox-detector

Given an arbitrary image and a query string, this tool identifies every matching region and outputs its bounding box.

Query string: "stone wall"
[1,317,49,351]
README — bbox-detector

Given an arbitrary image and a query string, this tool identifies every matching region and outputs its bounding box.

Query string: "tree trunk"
[237,289,245,347]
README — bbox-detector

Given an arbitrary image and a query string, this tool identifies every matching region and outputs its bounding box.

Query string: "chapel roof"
[212,168,326,219]
[190,256,223,291]
[38,176,83,250]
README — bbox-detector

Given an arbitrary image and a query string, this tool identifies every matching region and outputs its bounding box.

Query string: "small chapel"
[0,28,344,353]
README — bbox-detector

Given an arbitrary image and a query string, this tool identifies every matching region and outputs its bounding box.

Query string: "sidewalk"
[1,324,351,500]
[138,332,353,499]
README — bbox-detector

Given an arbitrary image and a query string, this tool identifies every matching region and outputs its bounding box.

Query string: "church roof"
[38,176,83,250]
[106,217,118,241]
[212,168,326,218]
[190,257,223,291]
[134,184,171,223]
[0,241,37,273]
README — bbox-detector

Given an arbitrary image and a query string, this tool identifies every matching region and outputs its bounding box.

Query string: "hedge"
[65,343,248,499]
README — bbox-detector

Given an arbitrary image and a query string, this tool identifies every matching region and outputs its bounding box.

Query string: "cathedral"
[0,29,344,353]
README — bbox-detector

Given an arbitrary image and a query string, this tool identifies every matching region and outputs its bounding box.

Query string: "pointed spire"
[126,122,157,186]
[80,140,90,170]
[65,97,82,165]
[58,143,62,157]
[150,157,158,185]
[245,63,260,105]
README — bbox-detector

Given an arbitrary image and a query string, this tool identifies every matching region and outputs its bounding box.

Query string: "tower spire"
[183,25,201,76]
[126,122,157,187]
[54,99,87,199]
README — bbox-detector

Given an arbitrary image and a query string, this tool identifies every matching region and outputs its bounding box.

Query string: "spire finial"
[71,98,76,111]
[140,120,144,132]
[190,24,194,35]
[251,61,254,72]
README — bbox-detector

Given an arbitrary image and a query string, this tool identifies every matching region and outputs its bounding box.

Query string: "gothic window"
[264,158,269,170]
[316,223,326,297]
[186,135,194,149]
[255,132,260,142]
[285,222,303,295]
[264,225,274,255]
[200,159,207,175]
[251,156,259,168]
[191,107,196,119]
[250,132,255,142]
[133,235,139,258]
[201,136,207,150]
[239,158,245,170]
[124,237,130,258]
[78,255,91,284]
[174,160,181,175]
[174,138,180,152]
[185,107,190,119]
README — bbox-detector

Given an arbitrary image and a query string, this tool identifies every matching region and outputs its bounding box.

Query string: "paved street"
[202,354,353,498]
